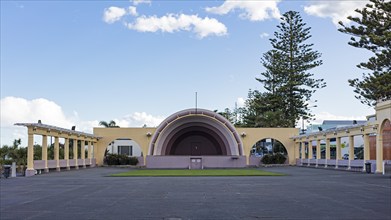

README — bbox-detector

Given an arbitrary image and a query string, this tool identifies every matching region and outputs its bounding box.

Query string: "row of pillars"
[296,134,371,161]
[294,133,385,173]
[26,133,96,176]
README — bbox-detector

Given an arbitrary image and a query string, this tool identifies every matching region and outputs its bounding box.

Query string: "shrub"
[261,154,272,164]
[274,153,287,164]
[261,153,286,165]
[104,154,139,165]
[105,154,119,165]
[129,157,139,165]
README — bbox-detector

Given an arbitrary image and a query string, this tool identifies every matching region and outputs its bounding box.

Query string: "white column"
[87,141,92,165]
[325,138,330,167]
[64,138,70,170]
[81,140,86,168]
[336,137,341,168]
[74,139,79,169]
[376,132,383,173]
[348,135,354,169]
[26,132,35,177]
[316,139,321,167]
[42,135,49,172]
[54,136,60,171]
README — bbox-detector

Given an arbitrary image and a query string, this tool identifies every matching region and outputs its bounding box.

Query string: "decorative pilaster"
[376,134,383,173]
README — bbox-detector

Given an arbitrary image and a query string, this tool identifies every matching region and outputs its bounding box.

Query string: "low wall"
[146,156,246,169]
[33,158,97,170]
[296,159,378,173]
[249,156,261,166]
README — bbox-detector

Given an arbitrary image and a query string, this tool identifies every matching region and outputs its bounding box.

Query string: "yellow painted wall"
[236,128,299,164]
[93,127,299,165]
[93,127,156,165]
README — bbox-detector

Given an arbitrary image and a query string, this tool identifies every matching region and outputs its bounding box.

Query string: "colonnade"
[16,123,100,177]
[293,124,383,173]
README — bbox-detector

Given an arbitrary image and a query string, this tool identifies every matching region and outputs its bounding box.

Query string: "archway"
[150,109,243,156]
[147,109,245,168]
[105,138,143,165]
[382,119,391,160]
[249,138,288,166]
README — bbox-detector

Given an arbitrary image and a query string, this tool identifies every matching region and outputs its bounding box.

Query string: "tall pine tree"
[338,0,391,106]
[249,11,325,127]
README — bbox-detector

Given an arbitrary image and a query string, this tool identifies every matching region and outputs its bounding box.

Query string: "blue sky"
[1,0,375,146]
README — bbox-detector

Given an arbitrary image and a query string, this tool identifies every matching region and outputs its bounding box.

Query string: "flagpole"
[195,92,198,114]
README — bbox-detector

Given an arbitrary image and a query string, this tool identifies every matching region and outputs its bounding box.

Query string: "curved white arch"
[148,108,243,156]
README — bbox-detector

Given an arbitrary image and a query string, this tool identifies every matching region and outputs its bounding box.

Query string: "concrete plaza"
[1,167,390,220]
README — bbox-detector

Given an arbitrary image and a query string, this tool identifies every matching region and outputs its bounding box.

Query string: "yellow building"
[16,100,390,176]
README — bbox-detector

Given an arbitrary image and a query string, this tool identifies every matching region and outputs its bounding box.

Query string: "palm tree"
[99,120,119,128]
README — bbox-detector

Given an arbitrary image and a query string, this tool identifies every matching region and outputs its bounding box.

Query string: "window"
[118,145,132,156]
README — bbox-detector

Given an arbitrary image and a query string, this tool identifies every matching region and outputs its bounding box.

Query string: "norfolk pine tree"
[251,11,325,127]
[339,0,391,106]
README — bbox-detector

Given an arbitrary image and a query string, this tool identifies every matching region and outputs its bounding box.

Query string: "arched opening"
[147,108,245,168]
[382,119,391,160]
[249,138,288,166]
[250,138,287,156]
[165,126,226,156]
[104,138,143,165]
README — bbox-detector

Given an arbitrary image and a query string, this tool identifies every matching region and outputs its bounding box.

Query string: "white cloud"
[103,6,127,24]
[129,6,138,17]
[304,1,368,25]
[259,32,269,38]
[0,97,164,146]
[206,1,281,21]
[313,111,367,125]
[236,97,245,108]
[126,14,227,38]
[133,0,151,6]
[1,97,73,128]
[1,97,74,146]
[122,112,165,127]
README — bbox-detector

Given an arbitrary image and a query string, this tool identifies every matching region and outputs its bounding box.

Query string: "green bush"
[129,157,139,165]
[261,153,286,165]
[0,159,13,165]
[261,154,272,164]
[274,153,286,164]
[104,154,139,165]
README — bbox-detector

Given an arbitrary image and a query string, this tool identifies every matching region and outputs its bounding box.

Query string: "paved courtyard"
[1,166,390,220]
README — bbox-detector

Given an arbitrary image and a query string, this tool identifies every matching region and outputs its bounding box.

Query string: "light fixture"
[333,131,337,135]
[360,126,365,132]
[146,132,152,137]
[241,132,246,137]
[345,129,350,133]
[47,129,51,133]
[33,127,37,131]
[372,125,378,131]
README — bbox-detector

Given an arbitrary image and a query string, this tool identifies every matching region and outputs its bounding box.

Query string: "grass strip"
[110,169,284,177]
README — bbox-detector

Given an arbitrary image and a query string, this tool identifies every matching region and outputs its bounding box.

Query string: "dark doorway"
[191,142,201,156]
[166,126,227,156]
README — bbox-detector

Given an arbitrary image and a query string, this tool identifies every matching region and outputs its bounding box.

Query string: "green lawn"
[110,169,285,177]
